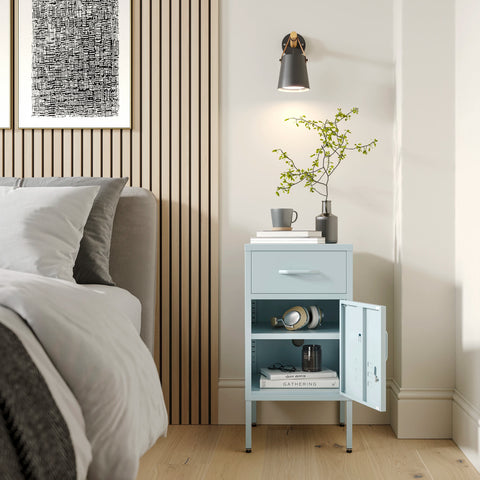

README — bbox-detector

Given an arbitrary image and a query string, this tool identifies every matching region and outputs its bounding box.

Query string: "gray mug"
[271,208,298,228]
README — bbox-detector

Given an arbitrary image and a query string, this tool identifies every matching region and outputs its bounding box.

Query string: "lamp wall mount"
[281,32,306,57]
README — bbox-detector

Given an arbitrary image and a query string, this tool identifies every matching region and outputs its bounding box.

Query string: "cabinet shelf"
[251,325,339,340]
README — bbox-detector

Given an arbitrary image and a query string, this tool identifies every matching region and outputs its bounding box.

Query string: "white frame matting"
[0,0,11,128]
[19,0,131,128]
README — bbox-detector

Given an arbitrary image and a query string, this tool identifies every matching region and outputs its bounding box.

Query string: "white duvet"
[0,268,168,480]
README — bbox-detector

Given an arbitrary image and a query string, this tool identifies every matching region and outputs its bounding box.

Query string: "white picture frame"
[0,0,11,128]
[19,0,131,128]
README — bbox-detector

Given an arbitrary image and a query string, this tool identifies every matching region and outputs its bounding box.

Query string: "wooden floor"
[137,425,480,480]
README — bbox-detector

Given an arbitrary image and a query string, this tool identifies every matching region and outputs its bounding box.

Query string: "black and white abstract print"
[32,0,119,118]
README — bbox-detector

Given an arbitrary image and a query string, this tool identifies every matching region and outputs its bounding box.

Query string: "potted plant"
[273,107,377,243]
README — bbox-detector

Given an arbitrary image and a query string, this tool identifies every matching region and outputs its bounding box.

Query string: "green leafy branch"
[273,108,378,201]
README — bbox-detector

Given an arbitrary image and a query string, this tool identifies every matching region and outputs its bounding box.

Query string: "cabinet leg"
[339,400,345,426]
[245,400,252,452]
[345,400,352,453]
[252,401,257,427]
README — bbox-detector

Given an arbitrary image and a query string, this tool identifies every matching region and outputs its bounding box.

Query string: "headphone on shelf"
[271,305,324,331]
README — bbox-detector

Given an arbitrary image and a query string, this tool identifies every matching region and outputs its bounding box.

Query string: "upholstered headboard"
[109,187,157,355]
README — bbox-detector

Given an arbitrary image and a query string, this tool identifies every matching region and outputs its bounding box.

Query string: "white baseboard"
[390,379,453,438]
[453,390,480,472]
[218,378,390,425]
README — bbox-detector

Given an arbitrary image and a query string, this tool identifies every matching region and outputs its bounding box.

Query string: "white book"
[260,367,337,380]
[259,376,339,389]
[256,230,324,238]
[250,237,326,244]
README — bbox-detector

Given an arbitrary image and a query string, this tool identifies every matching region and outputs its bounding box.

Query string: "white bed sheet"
[82,284,142,334]
[0,269,168,480]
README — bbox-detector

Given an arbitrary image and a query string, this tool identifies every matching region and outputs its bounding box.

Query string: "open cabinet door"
[340,300,387,412]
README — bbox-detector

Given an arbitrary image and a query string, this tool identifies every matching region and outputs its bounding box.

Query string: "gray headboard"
[109,187,157,355]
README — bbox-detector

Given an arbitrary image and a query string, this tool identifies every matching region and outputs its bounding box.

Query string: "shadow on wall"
[305,38,395,124]
[308,38,393,68]
[353,252,394,305]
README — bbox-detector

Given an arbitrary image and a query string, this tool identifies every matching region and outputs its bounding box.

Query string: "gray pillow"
[21,177,128,285]
[0,178,21,186]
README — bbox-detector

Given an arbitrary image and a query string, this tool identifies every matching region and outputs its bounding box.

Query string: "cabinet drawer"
[251,251,347,294]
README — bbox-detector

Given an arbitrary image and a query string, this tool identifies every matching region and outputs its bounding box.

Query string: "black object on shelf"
[302,344,322,372]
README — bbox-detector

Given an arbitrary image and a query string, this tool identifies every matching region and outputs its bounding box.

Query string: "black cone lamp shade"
[278,32,310,92]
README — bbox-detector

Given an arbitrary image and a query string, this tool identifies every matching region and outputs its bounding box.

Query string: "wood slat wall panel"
[1,0,218,425]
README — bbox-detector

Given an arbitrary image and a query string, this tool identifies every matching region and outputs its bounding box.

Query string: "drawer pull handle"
[278,269,320,275]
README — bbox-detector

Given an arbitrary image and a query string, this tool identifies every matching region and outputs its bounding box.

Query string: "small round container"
[302,344,322,372]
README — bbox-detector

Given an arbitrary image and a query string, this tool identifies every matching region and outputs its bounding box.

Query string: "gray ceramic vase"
[315,200,338,243]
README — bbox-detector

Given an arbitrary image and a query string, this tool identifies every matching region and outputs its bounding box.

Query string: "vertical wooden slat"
[73,130,82,176]
[4,130,13,177]
[92,129,102,176]
[170,0,181,425]
[180,0,191,425]
[112,130,122,178]
[3,0,219,427]
[121,129,131,182]
[23,130,33,177]
[33,130,43,177]
[53,130,63,176]
[14,130,23,177]
[151,0,161,371]
[63,130,72,177]
[102,129,112,177]
[160,0,171,421]
[189,0,201,426]
[82,130,92,177]
[199,0,210,425]
[4,129,13,176]
[209,0,219,425]
[43,130,53,176]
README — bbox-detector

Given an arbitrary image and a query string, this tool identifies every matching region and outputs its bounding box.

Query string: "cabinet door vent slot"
[251,340,257,372]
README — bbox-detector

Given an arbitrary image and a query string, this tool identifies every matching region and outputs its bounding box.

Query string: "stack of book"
[259,367,339,389]
[250,230,325,244]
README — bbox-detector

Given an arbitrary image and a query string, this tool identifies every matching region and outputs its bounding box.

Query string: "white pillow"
[0,186,100,281]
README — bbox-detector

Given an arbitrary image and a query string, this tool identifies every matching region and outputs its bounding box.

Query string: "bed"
[0,184,168,480]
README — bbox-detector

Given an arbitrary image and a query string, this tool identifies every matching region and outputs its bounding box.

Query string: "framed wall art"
[19,0,131,128]
[0,0,11,128]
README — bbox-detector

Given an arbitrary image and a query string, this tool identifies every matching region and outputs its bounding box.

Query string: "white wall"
[453,0,480,469]
[391,0,456,438]
[219,0,394,424]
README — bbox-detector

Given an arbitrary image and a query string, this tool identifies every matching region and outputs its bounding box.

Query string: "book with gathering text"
[260,367,336,380]
[259,376,339,389]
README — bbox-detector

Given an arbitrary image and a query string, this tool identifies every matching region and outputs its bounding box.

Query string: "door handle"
[385,331,388,361]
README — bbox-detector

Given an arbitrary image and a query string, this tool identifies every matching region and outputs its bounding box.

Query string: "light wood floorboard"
[137,425,480,480]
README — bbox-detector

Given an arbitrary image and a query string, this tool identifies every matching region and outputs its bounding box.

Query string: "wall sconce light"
[277,31,310,92]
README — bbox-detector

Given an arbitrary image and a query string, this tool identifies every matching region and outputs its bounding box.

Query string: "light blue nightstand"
[244,243,387,453]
